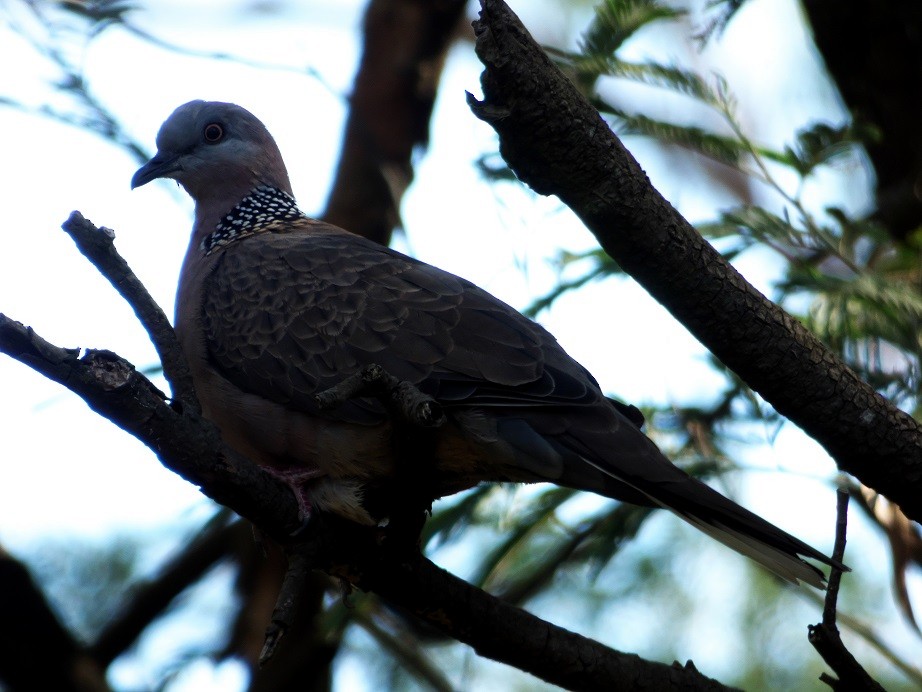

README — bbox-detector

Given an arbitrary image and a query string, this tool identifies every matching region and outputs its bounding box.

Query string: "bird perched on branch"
[132,100,842,587]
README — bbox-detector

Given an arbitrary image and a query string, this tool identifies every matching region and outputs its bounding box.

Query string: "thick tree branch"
[310,519,737,692]
[0,313,301,543]
[0,313,733,691]
[0,212,736,690]
[468,0,922,521]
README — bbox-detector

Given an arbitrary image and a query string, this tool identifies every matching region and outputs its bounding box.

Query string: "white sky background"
[0,0,919,689]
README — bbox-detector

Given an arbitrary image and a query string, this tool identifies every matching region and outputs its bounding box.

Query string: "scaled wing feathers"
[202,224,599,424]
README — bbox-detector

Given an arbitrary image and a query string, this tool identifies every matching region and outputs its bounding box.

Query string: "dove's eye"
[203,123,224,143]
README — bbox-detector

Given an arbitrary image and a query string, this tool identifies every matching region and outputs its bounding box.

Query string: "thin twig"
[90,513,241,666]
[824,490,850,625]
[121,21,344,103]
[808,490,886,691]
[800,589,922,688]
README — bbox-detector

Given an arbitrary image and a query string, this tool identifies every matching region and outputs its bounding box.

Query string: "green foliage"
[695,0,748,43]
[778,122,869,176]
[580,0,685,58]
[582,59,722,103]
[600,105,748,165]
[524,247,622,317]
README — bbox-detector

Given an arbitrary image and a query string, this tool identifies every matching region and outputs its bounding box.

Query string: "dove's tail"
[581,454,847,589]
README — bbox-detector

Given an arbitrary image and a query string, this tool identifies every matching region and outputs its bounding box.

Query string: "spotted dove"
[132,100,842,587]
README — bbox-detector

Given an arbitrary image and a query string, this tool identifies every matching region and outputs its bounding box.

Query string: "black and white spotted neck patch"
[201,186,306,254]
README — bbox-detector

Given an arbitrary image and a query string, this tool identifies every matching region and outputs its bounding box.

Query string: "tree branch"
[315,518,738,692]
[61,211,199,414]
[467,0,922,521]
[0,312,301,543]
[0,212,736,690]
[0,313,733,691]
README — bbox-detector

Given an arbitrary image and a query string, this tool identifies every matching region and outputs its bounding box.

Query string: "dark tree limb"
[321,0,469,244]
[0,212,736,691]
[0,548,110,692]
[468,0,922,521]
[244,565,335,692]
[801,0,922,241]
[809,491,885,690]
[0,313,302,543]
[312,517,739,692]
[0,314,733,691]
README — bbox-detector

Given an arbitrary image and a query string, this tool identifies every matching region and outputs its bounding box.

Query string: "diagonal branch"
[0,212,736,691]
[0,313,734,691]
[467,0,922,521]
[61,211,199,414]
[0,312,301,541]
[311,517,739,692]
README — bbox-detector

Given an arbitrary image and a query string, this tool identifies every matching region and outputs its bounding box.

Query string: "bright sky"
[0,0,918,689]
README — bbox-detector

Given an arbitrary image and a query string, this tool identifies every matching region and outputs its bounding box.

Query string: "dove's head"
[131,101,293,206]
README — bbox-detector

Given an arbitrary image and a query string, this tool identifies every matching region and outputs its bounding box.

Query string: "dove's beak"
[131,151,183,189]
